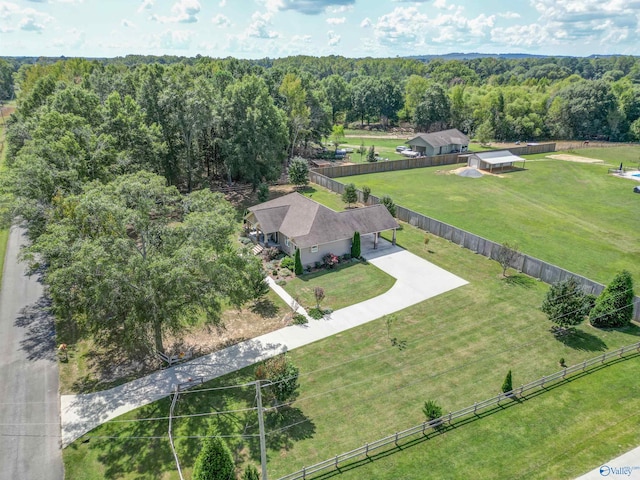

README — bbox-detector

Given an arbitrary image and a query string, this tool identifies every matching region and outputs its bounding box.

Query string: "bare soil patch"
[546,154,605,164]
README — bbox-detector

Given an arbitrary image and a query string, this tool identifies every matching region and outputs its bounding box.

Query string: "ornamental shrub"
[322,253,339,269]
[351,231,361,259]
[243,464,260,480]
[308,307,324,320]
[255,354,300,404]
[502,370,513,395]
[280,256,295,271]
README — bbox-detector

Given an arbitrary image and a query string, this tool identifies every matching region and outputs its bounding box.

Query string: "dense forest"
[3,53,640,235]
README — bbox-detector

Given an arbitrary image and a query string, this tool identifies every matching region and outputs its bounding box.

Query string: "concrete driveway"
[61,239,468,446]
[0,227,63,479]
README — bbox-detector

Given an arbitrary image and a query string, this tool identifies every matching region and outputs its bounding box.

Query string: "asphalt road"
[0,227,63,480]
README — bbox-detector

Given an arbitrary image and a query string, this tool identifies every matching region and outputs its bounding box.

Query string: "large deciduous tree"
[287,156,309,189]
[28,171,266,356]
[223,75,288,187]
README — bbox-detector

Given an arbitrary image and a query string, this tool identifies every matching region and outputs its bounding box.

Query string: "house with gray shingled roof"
[407,128,470,156]
[244,193,398,266]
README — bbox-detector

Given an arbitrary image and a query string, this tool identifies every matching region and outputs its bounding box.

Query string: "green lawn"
[283,260,396,311]
[63,217,640,479]
[340,153,640,285]
[566,146,640,166]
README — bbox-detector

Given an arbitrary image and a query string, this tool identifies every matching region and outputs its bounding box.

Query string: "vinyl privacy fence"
[307,171,640,320]
[278,342,640,480]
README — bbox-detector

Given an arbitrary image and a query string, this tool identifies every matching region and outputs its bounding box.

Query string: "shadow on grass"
[251,298,279,318]
[307,352,640,480]
[504,274,537,288]
[556,329,608,352]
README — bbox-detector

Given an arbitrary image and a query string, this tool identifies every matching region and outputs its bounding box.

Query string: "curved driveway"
[61,238,468,447]
[0,227,63,479]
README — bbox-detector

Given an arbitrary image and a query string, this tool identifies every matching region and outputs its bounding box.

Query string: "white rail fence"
[278,341,640,480]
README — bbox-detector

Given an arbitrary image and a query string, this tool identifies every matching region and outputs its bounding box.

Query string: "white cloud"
[291,34,312,43]
[328,5,353,14]
[279,0,355,15]
[327,30,340,46]
[211,13,231,27]
[121,18,136,28]
[137,0,153,13]
[499,11,521,19]
[489,0,640,50]
[246,10,279,38]
[360,17,371,28]
[151,0,200,24]
[156,29,194,49]
[326,16,345,24]
[219,0,226,6]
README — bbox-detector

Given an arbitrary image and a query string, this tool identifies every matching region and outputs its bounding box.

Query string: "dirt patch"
[546,154,605,164]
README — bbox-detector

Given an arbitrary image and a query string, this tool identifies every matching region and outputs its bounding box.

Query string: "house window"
[285,237,290,247]
[311,245,318,253]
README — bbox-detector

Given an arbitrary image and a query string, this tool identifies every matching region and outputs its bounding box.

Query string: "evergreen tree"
[243,464,260,480]
[381,195,396,217]
[541,277,590,327]
[192,436,235,480]
[361,185,371,204]
[366,145,376,162]
[351,231,361,258]
[590,270,635,327]
[294,248,303,276]
[257,183,269,203]
[502,370,513,395]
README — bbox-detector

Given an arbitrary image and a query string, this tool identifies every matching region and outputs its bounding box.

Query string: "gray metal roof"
[408,128,470,148]
[247,192,398,248]
[474,150,524,165]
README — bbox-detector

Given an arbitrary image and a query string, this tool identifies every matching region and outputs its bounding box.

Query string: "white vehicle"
[401,149,420,157]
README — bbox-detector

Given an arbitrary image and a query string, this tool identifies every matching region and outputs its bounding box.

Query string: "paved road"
[61,238,468,446]
[0,227,63,479]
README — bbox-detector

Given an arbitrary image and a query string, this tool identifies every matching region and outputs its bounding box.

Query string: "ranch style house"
[407,128,470,156]
[244,192,398,266]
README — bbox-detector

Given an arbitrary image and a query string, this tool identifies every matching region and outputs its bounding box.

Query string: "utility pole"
[255,380,268,480]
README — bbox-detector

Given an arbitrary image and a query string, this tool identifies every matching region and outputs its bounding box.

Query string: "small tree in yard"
[294,248,303,275]
[192,436,235,480]
[590,270,635,328]
[496,242,520,277]
[257,182,269,202]
[541,277,590,327]
[366,145,376,163]
[243,464,260,480]
[342,183,358,207]
[361,185,371,204]
[287,156,309,189]
[422,399,443,429]
[255,353,300,405]
[314,286,325,309]
[351,231,361,258]
[502,370,513,395]
[381,195,396,217]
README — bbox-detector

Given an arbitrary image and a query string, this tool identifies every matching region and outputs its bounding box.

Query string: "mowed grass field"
[340,149,640,285]
[63,211,640,479]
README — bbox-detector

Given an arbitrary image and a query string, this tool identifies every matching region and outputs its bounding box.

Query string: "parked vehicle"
[401,149,420,157]
[396,146,409,152]
[634,185,640,193]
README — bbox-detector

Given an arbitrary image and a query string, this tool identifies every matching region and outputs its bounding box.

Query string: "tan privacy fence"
[315,143,556,179]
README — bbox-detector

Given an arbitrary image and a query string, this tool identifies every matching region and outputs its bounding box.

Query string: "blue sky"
[1,0,640,58]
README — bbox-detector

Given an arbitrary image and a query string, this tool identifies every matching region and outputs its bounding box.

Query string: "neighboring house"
[467,150,525,172]
[244,192,398,266]
[407,128,470,156]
